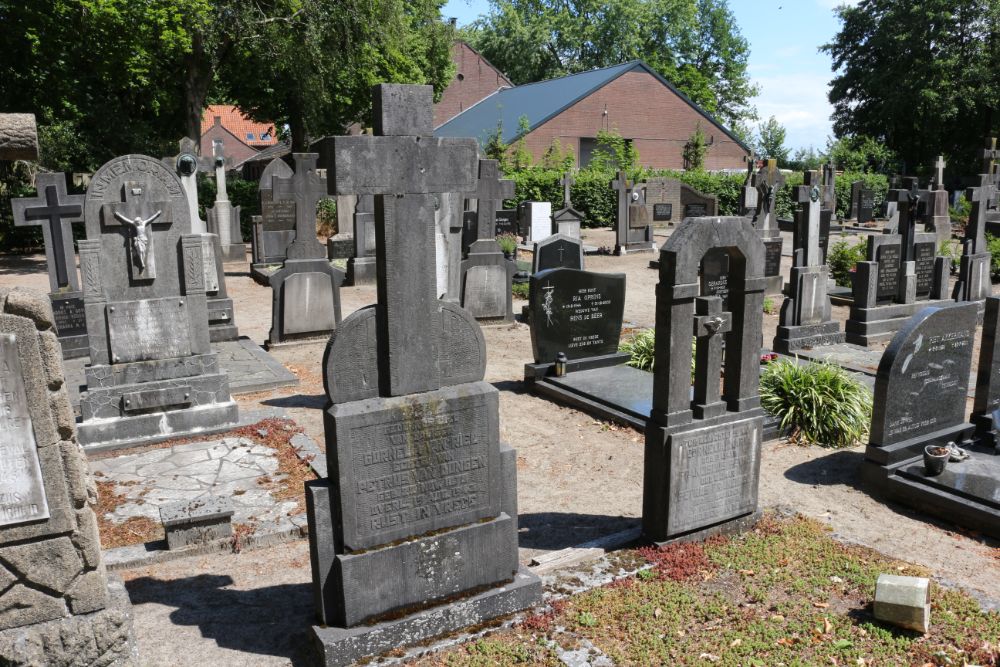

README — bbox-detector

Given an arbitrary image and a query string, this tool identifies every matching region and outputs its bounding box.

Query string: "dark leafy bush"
[760,359,872,448]
[827,237,867,287]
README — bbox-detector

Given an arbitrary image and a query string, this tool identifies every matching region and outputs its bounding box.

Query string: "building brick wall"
[519,71,748,170]
[433,42,513,128]
[200,124,260,165]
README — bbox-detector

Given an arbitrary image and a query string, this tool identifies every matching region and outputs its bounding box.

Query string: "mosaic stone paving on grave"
[89,437,305,532]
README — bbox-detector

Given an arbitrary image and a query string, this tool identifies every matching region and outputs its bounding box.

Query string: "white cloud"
[750,72,835,150]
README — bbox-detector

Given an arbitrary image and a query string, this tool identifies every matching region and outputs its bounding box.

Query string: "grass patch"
[619,328,656,371]
[512,282,530,300]
[419,514,1000,666]
[760,359,872,448]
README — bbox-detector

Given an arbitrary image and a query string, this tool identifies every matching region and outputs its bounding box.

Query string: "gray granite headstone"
[306,84,540,665]
[0,287,136,662]
[253,158,296,265]
[532,233,583,273]
[10,173,89,358]
[76,154,238,450]
[644,216,766,544]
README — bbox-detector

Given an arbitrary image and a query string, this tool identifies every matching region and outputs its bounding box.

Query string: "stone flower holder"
[923,445,949,476]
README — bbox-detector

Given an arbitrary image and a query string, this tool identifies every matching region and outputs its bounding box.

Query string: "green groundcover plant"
[760,359,872,448]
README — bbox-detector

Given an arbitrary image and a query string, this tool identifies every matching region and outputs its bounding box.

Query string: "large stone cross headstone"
[272,153,327,260]
[982,137,1000,189]
[10,173,90,358]
[754,159,785,295]
[792,171,823,267]
[953,172,996,304]
[100,180,174,281]
[306,83,539,664]
[204,143,245,262]
[739,154,759,216]
[469,160,515,251]
[461,159,517,321]
[11,173,84,293]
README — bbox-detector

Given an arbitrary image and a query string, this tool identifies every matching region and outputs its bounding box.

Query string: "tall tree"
[462,0,758,130]
[756,116,789,165]
[823,0,1000,175]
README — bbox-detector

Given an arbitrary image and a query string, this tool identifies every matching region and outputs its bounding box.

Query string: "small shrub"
[760,359,872,448]
[496,232,518,255]
[511,282,529,300]
[988,234,1000,278]
[763,297,777,314]
[316,198,337,237]
[620,328,656,371]
[827,238,866,287]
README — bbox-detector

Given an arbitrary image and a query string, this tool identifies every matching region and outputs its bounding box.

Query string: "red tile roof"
[201,105,278,147]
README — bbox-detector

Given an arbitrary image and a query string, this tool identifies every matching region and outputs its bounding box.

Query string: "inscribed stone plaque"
[653,203,673,221]
[52,294,87,337]
[700,249,730,307]
[876,244,901,302]
[914,241,936,296]
[684,203,708,218]
[331,386,501,551]
[0,334,50,527]
[494,209,518,237]
[666,418,761,535]
[871,302,978,447]
[107,297,193,363]
[282,272,337,335]
[763,239,782,278]
[262,200,296,231]
[859,190,876,224]
[463,265,507,319]
[529,268,626,363]
[535,236,583,272]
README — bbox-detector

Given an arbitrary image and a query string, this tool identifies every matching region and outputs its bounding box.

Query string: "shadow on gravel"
[263,393,326,410]
[519,512,640,551]
[126,574,314,665]
[0,254,47,274]
[783,449,865,490]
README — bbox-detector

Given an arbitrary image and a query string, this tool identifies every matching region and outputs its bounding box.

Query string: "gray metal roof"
[434,60,749,152]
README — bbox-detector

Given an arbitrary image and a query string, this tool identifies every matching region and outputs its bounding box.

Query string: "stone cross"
[965,173,994,255]
[611,171,631,233]
[741,153,759,215]
[101,181,173,279]
[11,173,84,292]
[982,138,1000,186]
[795,171,823,266]
[328,84,478,396]
[162,138,205,233]
[821,161,836,212]
[755,159,785,229]
[889,183,921,262]
[472,159,515,246]
[272,153,327,259]
[691,295,732,418]
[561,171,575,208]
[934,155,947,190]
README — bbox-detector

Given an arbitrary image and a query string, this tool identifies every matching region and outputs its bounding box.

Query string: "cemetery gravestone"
[434,190,469,301]
[11,173,89,358]
[928,156,951,249]
[522,201,553,245]
[326,193,355,260]
[700,249,730,307]
[204,145,245,262]
[739,154,759,216]
[306,84,540,665]
[973,297,1000,437]
[773,171,844,353]
[849,180,863,221]
[347,194,377,285]
[0,113,38,160]
[495,209,518,237]
[861,301,1000,538]
[822,161,837,215]
[953,172,995,306]
[0,287,137,665]
[753,159,786,295]
[252,158,297,267]
[552,171,583,239]
[162,140,240,343]
[611,171,656,254]
[644,217,766,543]
[266,153,344,347]
[532,233,584,273]
[645,179,721,271]
[460,159,517,321]
[76,154,238,449]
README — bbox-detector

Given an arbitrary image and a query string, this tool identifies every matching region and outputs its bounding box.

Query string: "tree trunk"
[183,32,215,154]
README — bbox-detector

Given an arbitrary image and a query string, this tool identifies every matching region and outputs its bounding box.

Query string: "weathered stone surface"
[4,288,54,330]
[0,114,38,161]
[73,507,103,568]
[1,537,82,593]
[37,330,65,388]
[873,574,930,634]
[66,568,109,615]
[0,585,67,630]
[160,497,235,550]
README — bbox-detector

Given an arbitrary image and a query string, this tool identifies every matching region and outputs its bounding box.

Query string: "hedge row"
[502,167,890,228]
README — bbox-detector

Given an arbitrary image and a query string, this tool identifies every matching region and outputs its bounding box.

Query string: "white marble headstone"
[527,202,553,244]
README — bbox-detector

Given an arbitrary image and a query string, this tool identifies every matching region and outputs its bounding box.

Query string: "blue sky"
[440,0,859,152]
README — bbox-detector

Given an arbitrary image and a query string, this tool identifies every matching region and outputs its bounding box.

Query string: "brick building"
[200,105,279,164]
[434,60,749,170]
[434,42,514,127]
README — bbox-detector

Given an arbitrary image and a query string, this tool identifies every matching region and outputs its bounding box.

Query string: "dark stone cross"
[101,181,173,279]
[691,295,732,419]
[611,171,632,243]
[11,173,84,292]
[889,183,923,263]
[328,84,479,396]
[470,159,515,252]
[965,173,995,255]
[755,159,784,221]
[272,153,327,259]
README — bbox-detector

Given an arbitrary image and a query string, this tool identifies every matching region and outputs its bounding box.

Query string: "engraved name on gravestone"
[529,268,626,363]
[701,249,730,307]
[52,294,87,337]
[107,297,192,363]
[876,244,901,302]
[764,240,782,279]
[0,333,50,527]
[494,209,518,237]
[871,302,978,447]
[666,419,759,534]
[860,189,876,224]
[336,395,500,550]
[914,240,936,296]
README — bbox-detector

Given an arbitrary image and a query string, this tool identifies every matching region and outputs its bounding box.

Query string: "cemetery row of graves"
[2,92,1000,665]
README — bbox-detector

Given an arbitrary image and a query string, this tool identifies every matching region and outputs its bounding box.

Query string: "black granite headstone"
[859,190,875,224]
[763,240,782,280]
[534,235,583,273]
[913,240,936,297]
[700,249,730,308]
[685,203,708,217]
[653,203,673,221]
[529,268,625,363]
[876,244,901,302]
[494,209,518,237]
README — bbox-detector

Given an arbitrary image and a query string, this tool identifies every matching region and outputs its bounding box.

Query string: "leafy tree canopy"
[462,0,758,130]
[755,116,789,165]
[823,0,1000,178]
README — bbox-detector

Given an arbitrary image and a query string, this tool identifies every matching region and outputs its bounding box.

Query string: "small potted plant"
[496,233,518,261]
[923,444,950,476]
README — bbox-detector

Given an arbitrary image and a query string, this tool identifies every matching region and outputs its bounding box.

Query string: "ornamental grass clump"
[760,359,872,448]
[620,328,656,371]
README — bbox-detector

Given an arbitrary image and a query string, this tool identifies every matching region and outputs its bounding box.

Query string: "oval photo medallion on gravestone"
[0,334,50,527]
[529,268,626,363]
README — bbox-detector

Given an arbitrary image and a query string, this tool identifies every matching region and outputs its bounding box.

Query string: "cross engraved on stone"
[471,159,515,251]
[691,295,732,419]
[101,181,173,280]
[327,84,479,396]
[272,153,327,260]
[113,209,161,271]
[11,172,85,292]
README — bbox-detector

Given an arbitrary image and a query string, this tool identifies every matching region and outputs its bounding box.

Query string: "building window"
[246,132,255,141]
[260,132,271,141]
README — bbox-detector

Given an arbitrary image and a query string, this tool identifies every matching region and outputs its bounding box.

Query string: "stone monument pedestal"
[326,233,353,260]
[346,255,377,285]
[265,258,344,348]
